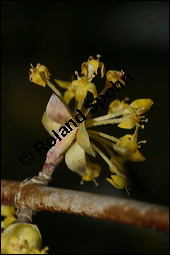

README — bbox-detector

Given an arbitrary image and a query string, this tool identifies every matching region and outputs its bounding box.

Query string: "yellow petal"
[75,86,88,100]
[65,141,86,174]
[86,82,98,98]
[88,59,99,74]
[46,93,73,125]
[1,215,16,229]
[42,111,61,136]
[118,116,136,129]
[37,64,51,79]
[64,89,75,104]
[106,175,130,189]
[128,150,146,161]
[114,134,138,157]
[81,62,88,77]
[1,205,15,217]
[77,122,96,156]
[99,62,105,78]
[54,79,72,89]
[108,100,129,113]
[131,99,154,114]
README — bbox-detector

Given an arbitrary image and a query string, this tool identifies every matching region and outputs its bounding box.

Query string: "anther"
[75,71,80,80]
[136,123,145,129]
[123,97,129,102]
[80,180,84,185]
[140,118,148,123]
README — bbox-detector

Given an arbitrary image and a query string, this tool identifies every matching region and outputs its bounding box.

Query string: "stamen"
[93,178,99,186]
[140,118,148,123]
[80,180,84,185]
[138,140,147,145]
[139,116,148,122]
[75,71,80,80]
[96,54,101,60]
[120,70,125,76]
[136,123,145,129]
[125,186,131,196]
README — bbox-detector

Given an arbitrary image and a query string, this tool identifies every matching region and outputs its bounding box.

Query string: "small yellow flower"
[108,98,154,129]
[29,64,51,87]
[80,161,101,183]
[105,70,126,88]
[71,71,98,101]
[81,54,105,78]
[55,71,97,104]
[114,133,146,161]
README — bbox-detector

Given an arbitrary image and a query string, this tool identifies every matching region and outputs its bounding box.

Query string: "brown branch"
[1,180,169,232]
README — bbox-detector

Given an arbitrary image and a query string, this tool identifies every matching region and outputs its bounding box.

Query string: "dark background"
[1,1,169,254]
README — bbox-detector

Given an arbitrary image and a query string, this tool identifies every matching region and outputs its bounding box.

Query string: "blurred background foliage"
[1,1,169,254]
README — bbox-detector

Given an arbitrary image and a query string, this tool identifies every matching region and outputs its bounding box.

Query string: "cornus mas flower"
[108,98,153,129]
[54,55,104,104]
[29,55,153,191]
[29,63,51,87]
[105,70,126,88]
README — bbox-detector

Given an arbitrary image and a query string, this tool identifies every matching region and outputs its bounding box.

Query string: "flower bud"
[1,223,42,254]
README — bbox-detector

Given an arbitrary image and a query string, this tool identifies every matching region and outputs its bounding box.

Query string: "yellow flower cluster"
[29,55,153,192]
